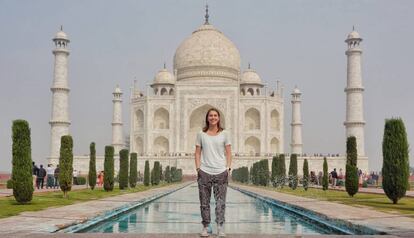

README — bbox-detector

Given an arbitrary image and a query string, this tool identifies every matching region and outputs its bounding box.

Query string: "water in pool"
[82,184,339,234]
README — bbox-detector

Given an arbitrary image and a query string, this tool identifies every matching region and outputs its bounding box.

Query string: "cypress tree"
[11,120,33,203]
[271,155,278,187]
[104,146,115,191]
[382,118,410,204]
[303,159,309,191]
[88,142,97,190]
[288,154,298,189]
[144,160,150,186]
[153,161,161,185]
[278,154,286,188]
[159,165,163,181]
[322,157,329,191]
[345,136,359,197]
[59,135,73,198]
[119,149,129,189]
[129,153,137,188]
[165,166,171,183]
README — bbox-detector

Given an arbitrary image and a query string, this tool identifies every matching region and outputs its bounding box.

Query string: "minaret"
[49,27,70,159]
[290,87,303,155]
[344,29,365,156]
[112,85,124,154]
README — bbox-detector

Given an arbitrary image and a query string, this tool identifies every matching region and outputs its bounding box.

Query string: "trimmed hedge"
[7,179,13,189]
[88,142,97,190]
[104,146,115,191]
[382,118,410,204]
[288,154,298,190]
[169,166,182,182]
[345,136,359,197]
[74,176,86,185]
[322,157,328,191]
[232,166,249,183]
[144,160,150,186]
[129,153,138,188]
[11,120,33,203]
[119,149,129,189]
[251,159,269,186]
[59,135,74,198]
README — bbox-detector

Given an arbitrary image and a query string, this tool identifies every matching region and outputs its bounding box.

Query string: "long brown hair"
[202,108,224,133]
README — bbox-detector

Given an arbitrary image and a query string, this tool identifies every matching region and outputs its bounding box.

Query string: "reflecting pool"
[81,184,341,234]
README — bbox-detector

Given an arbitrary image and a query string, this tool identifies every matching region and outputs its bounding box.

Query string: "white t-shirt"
[46,167,54,175]
[196,130,231,175]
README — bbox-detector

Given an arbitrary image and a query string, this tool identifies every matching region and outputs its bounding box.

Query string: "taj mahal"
[47,9,368,175]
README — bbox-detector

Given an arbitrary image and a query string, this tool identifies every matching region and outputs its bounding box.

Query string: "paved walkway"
[311,185,414,197]
[0,182,191,237]
[0,185,88,197]
[5,234,399,238]
[231,183,414,237]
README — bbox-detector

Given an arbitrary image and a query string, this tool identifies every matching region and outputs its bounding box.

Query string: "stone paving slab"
[231,183,414,237]
[0,182,191,236]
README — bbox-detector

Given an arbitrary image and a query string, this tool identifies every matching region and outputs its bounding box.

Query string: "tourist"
[195,108,231,237]
[98,171,104,187]
[54,165,60,189]
[46,164,55,189]
[330,168,338,188]
[36,164,47,189]
[32,161,39,188]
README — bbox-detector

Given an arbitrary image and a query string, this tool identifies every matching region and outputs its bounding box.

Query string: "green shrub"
[362,180,368,188]
[59,135,74,198]
[152,161,161,185]
[303,159,309,191]
[288,154,298,190]
[7,179,13,189]
[74,177,86,185]
[88,142,97,190]
[11,120,33,203]
[232,166,249,183]
[322,157,328,191]
[144,160,150,186]
[170,167,183,182]
[382,118,410,204]
[119,149,129,189]
[252,159,269,186]
[345,136,359,197]
[129,153,138,188]
[104,146,115,191]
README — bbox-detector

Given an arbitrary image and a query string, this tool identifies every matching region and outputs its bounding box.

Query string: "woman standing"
[195,108,232,237]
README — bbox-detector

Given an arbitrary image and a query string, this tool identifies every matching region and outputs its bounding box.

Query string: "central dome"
[173,24,241,81]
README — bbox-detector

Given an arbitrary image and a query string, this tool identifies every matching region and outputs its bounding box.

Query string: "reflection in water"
[83,184,334,234]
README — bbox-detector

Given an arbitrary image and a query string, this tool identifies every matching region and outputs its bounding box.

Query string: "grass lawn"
[241,184,414,216]
[0,182,175,219]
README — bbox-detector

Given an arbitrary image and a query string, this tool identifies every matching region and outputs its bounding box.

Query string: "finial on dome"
[60,25,63,31]
[352,25,355,31]
[248,62,251,69]
[163,62,166,69]
[204,4,209,24]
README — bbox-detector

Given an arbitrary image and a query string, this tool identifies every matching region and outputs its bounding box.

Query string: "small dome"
[54,30,69,41]
[241,68,262,85]
[347,31,361,40]
[292,87,301,94]
[114,85,122,94]
[153,68,175,84]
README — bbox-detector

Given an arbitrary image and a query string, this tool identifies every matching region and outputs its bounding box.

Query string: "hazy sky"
[0,0,413,172]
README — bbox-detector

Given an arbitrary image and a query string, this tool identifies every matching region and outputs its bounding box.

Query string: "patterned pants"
[197,169,228,227]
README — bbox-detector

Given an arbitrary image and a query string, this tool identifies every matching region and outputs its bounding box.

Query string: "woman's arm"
[195,145,202,171]
[225,144,232,170]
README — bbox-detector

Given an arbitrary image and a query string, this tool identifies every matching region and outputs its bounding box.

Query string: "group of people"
[32,162,59,189]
